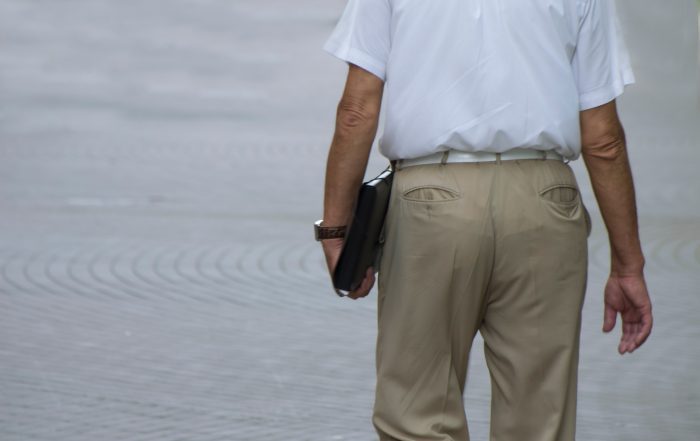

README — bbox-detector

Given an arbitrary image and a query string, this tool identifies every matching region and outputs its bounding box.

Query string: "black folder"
[333,167,394,295]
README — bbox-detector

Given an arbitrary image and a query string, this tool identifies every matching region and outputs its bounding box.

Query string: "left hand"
[602,272,653,354]
[322,238,376,299]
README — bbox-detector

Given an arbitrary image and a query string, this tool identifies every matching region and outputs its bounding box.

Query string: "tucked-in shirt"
[323,0,635,160]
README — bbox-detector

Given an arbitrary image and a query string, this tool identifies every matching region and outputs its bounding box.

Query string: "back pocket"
[539,184,579,204]
[402,185,461,202]
[538,183,580,218]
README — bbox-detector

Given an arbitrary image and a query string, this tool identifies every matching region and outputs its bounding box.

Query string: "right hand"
[321,238,375,299]
[602,273,653,354]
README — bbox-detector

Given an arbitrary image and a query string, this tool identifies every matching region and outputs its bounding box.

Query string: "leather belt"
[396,148,564,169]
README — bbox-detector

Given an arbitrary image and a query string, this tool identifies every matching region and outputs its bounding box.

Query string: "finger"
[622,319,643,354]
[350,276,372,299]
[623,323,640,354]
[633,310,653,348]
[618,320,634,354]
[348,269,371,299]
[618,334,628,355]
[620,334,637,354]
[603,304,617,333]
[620,338,634,355]
[360,268,376,295]
[351,277,374,299]
[349,267,376,299]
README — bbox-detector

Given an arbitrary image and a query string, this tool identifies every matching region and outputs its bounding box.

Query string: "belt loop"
[440,150,450,165]
[496,152,502,164]
[540,150,547,161]
[395,159,403,171]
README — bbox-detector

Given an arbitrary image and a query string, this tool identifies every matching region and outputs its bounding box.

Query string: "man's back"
[325,0,634,159]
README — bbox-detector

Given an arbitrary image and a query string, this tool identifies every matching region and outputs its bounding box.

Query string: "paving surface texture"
[0,0,698,440]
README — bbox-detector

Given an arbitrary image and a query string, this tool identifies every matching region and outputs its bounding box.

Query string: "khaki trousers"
[374,158,590,441]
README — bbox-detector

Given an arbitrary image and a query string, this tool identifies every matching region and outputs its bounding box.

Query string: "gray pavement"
[0,1,698,440]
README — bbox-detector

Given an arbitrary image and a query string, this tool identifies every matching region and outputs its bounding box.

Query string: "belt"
[396,148,564,169]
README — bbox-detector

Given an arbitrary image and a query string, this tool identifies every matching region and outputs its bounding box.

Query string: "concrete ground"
[0,0,698,440]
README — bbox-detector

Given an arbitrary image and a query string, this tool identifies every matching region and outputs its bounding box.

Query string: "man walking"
[316,1,653,440]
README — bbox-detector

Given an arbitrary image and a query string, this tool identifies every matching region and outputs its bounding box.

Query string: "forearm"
[582,141,645,275]
[322,108,379,227]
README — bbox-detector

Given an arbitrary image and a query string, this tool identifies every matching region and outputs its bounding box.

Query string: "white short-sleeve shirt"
[323,0,635,160]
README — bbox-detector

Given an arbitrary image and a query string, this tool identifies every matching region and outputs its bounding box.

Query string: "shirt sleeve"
[323,0,392,81]
[573,0,635,110]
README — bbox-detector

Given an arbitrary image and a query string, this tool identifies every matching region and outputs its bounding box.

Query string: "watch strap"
[315,220,347,241]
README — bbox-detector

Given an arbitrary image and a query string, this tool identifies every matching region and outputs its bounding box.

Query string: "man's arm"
[579,100,653,354]
[321,64,384,299]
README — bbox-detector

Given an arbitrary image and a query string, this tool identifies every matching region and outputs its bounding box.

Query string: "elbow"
[581,128,627,161]
[335,97,379,134]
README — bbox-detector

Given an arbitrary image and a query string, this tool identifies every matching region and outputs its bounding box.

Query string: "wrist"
[321,237,344,248]
[611,257,645,277]
[314,219,347,242]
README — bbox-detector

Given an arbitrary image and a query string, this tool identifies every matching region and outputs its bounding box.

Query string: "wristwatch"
[314,219,347,241]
